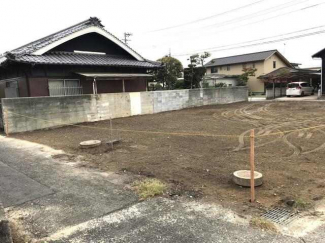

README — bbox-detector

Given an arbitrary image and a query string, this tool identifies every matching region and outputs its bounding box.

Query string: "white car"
[286,82,314,97]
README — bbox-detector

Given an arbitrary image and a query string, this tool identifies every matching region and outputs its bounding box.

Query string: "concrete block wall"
[153,90,190,113]
[1,87,248,134]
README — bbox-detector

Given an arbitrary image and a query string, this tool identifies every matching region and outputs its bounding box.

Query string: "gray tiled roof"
[205,50,278,67]
[1,17,161,68]
[9,52,160,68]
[7,17,144,59]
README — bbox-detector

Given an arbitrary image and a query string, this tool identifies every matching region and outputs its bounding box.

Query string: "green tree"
[238,67,257,86]
[153,56,183,90]
[184,67,206,89]
[184,52,211,89]
[198,52,211,67]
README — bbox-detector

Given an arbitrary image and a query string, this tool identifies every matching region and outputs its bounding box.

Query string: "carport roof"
[312,48,325,58]
[258,67,320,81]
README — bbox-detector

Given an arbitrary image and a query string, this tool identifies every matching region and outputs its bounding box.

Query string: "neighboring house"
[0,17,162,98]
[312,48,325,95]
[205,50,293,94]
[204,74,239,87]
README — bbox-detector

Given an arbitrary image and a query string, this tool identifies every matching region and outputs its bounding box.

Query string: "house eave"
[312,48,325,58]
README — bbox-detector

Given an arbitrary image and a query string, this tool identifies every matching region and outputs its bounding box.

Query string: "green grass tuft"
[294,199,310,210]
[133,178,167,199]
[250,217,278,232]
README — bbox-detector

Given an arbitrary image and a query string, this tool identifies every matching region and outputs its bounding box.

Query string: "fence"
[1,87,248,134]
[49,86,83,96]
[266,87,287,99]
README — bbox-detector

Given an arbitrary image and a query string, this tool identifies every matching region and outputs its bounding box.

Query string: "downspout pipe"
[93,77,98,95]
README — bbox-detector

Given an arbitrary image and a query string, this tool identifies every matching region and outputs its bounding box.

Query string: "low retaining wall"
[266,87,287,99]
[1,87,248,134]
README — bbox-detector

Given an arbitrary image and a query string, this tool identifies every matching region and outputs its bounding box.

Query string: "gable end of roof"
[3,17,145,62]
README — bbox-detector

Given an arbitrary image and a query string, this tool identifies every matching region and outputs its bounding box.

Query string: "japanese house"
[0,17,162,98]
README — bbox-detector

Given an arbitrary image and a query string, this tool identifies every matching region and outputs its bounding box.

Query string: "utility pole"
[189,54,199,89]
[123,32,133,45]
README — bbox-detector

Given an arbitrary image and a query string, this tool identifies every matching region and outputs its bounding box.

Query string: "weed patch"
[250,217,278,232]
[133,178,167,199]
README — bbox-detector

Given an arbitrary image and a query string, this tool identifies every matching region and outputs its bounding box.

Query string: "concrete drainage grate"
[262,207,300,225]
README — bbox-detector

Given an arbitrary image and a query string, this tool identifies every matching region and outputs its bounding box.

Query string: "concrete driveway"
[275,94,319,101]
[0,135,323,242]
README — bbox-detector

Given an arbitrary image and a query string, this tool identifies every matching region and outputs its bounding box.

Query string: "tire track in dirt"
[283,133,302,157]
[216,102,325,155]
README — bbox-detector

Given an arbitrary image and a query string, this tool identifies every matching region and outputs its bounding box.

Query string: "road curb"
[0,201,12,243]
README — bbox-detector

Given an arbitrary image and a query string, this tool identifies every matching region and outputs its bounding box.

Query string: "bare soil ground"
[12,101,325,215]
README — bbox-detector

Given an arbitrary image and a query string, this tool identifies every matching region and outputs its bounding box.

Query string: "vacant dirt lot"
[13,101,325,214]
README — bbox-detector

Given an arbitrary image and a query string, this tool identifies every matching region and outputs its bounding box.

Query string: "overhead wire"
[174,29,325,56]
[175,25,325,56]
[139,0,321,51]
[145,0,268,33]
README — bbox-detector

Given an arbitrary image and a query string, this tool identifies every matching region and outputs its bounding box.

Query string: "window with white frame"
[48,79,82,96]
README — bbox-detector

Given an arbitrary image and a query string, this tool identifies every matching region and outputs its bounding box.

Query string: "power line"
[173,0,309,37]
[145,0,267,33]
[174,29,325,56]
[202,0,309,30]
[165,1,325,54]
[176,24,325,54]
[207,1,325,35]
[141,0,313,49]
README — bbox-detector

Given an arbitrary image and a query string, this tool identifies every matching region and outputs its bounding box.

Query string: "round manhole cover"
[80,140,102,149]
[233,170,263,187]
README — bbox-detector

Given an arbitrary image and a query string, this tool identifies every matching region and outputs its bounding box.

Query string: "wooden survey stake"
[250,129,255,202]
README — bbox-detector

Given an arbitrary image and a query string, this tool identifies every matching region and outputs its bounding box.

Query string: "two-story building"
[205,50,293,94]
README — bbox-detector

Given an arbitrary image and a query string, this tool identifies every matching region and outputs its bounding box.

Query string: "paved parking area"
[276,94,319,101]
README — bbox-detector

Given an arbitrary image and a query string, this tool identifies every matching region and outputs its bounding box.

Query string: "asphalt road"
[0,135,322,242]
